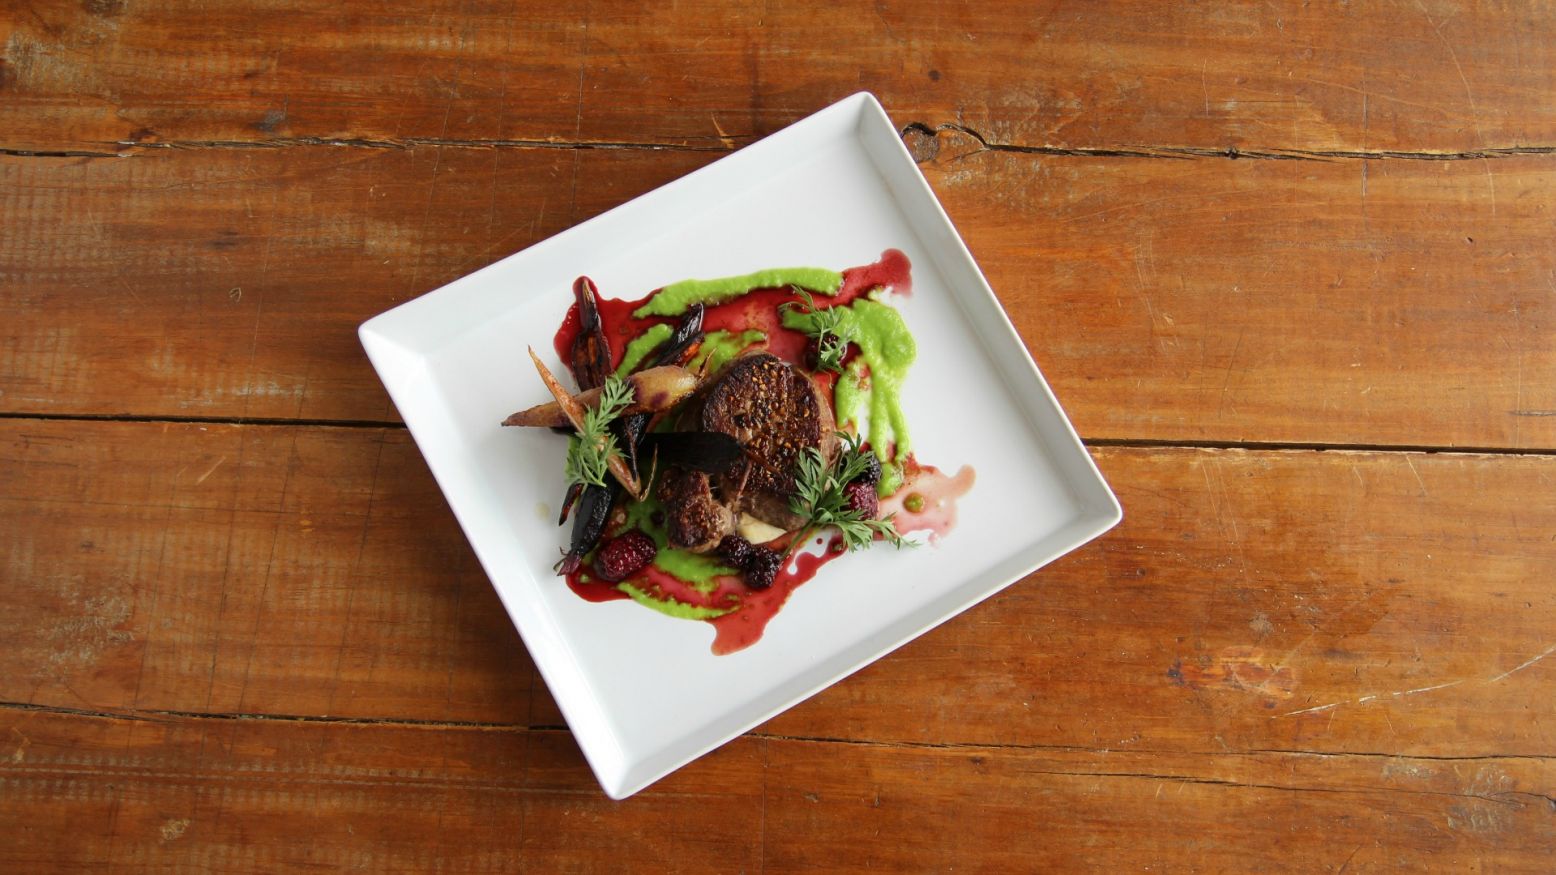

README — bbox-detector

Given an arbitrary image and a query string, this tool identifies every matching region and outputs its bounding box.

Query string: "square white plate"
[360,92,1121,799]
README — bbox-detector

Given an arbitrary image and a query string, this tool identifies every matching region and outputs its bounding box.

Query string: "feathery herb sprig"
[563,374,634,488]
[789,432,911,552]
[782,287,858,374]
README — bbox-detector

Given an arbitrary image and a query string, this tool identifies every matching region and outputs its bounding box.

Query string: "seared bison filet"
[658,466,734,553]
[700,353,838,529]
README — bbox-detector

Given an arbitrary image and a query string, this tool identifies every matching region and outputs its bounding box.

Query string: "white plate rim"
[360,92,1122,798]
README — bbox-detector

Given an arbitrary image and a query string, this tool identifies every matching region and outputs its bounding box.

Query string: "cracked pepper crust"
[660,353,840,548]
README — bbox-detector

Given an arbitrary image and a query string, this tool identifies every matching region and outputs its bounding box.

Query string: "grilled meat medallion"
[659,353,840,550]
[658,466,735,554]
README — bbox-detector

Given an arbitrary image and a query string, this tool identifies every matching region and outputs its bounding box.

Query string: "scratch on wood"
[1217,328,1245,419]
[1278,701,1342,718]
[194,455,227,485]
[1173,646,1296,700]
[159,818,191,841]
[710,114,735,150]
[1397,680,1463,697]
[1274,679,1464,719]
[1414,0,1496,214]
[1404,455,1428,496]
[1336,843,1363,874]
[1278,643,1556,718]
[8,727,29,762]
[1488,641,1556,683]
[36,595,134,680]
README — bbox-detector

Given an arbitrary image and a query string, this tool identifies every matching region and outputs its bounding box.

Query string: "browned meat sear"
[658,466,735,553]
[700,353,838,530]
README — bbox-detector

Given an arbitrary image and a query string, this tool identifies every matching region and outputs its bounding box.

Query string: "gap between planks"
[3,411,1556,459]
[3,700,1550,765]
[900,121,1556,163]
[5,125,1556,162]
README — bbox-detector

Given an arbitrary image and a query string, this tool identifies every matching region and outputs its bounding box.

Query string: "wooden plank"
[5,0,1555,154]
[1,710,1551,871]
[0,0,587,154]
[6,2,1549,869]
[756,445,1556,758]
[0,145,706,423]
[1,421,534,725]
[0,711,764,872]
[927,135,1556,448]
[6,420,1555,761]
[760,741,1556,872]
[5,147,1555,446]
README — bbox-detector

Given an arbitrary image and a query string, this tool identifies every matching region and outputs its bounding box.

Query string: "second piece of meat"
[659,466,735,553]
[702,352,839,531]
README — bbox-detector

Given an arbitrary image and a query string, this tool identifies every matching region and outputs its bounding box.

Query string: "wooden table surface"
[5,1,1556,871]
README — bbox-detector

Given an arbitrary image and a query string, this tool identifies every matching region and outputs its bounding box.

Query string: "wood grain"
[0,145,676,424]
[7,420,1554,762]
[5,0,1553,868]
[1,709,1550,872]
[926,132,1556,448]
[4,0,1555,155]
[1,421,533,725]
[0,711,763,872]
[5,145,1555,447]
[761,742,1556,873]
[760,445,1556,759]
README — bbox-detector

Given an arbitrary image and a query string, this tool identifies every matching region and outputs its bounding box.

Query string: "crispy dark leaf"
[556,480,619,575]
[568,275,612,391]
[652,303,706,368]
[640,432,744,474]
[558,481,583,525]
[613,306,707,477]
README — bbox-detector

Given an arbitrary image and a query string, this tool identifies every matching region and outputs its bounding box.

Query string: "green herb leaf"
[782,286,858,374]
[563,374,633,488]
[787,432,912,553]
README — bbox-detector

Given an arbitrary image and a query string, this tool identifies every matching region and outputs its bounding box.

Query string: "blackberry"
[802,339,821,372]
[593,531,657,582]
[843,480,879,519]
[854,452,882,487]
[716,535,754,568]
[743,547,782,590]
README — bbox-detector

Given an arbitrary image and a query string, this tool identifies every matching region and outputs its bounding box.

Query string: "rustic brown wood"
[5,0,1553,869]
[763,445,1556,759]
[4,0,1555,155]
[2,710,1551,872]
[7,421,1554,768]
[0,421,533,725]
[0,711,764,872]
[5,145,1556,447]
[760,742,1556,873]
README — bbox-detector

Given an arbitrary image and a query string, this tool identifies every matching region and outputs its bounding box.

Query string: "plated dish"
[360,93,1121,798]
[504,251,974,655]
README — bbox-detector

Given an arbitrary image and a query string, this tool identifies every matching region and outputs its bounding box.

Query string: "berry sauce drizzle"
[550,249,926,655]
[879,461,977,544]
[708,537,847,655]
[553,248,914,369]
[564,574,629,603]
